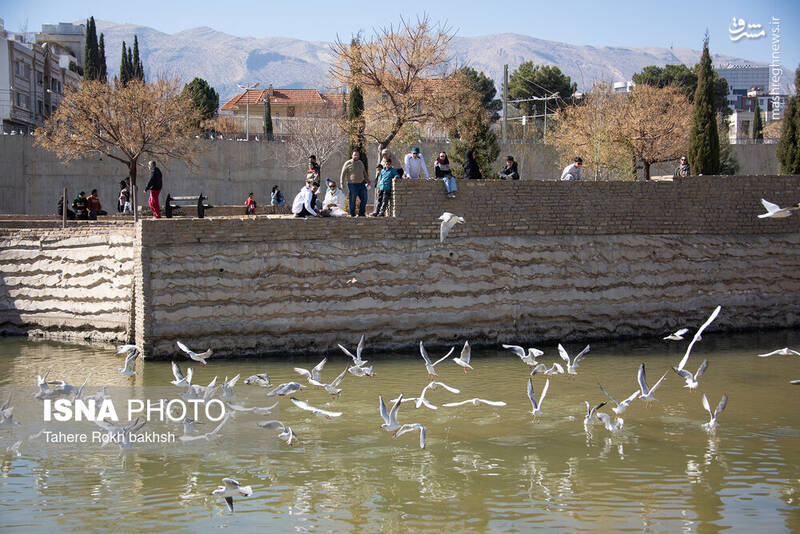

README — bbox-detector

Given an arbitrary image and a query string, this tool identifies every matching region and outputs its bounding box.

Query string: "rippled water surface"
[1,331,800,533]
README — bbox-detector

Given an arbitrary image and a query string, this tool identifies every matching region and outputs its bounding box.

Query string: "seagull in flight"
[531,362,565,376]
[527,378,549,419]
[391,381,461,410]
[170,361,193,387]
[442,398,507,408]
[243,373,271,387]
[598,384,640,415]
[701,393,728,432]
[672,359,708,390]
[584,400,607,425]
[439,212,465,242]
[558,344,590,375]
[394,423,426,449]
[212,478,253,513]
[0,396,19,426]
[348,365,375,377]
[266,382,305,397]
[177,415,230,442]
[177,341,213,365]
[294,358,327,383]
[663,328,689,341]
[420,341,455,377]
[637,363,668,406]
[119,349,138,376]
[379,394,404,433]
[676,305,721,372]
[339,335,368,367]
[219,375,240,401]
[596,412,624,433]
[758,198,800,218]
[289,397,342,418]
[502,344,544,366]
[258,420,298,445]
[453,341,473,373]
[758,347,800,357]
[225,400,278,415]
[318,366,349,396]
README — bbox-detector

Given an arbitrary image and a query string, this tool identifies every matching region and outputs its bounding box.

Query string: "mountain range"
[93,20,762,102]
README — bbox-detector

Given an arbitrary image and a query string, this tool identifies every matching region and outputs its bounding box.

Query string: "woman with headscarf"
[463,149,482,180]
[435,151,457,198]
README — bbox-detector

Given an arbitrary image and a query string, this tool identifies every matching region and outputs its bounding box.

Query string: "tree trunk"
[129,159,138,223]
[642,160,651,181]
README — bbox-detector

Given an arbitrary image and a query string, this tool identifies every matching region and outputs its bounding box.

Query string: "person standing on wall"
[403,147,430,179]
[463,149,482,179]
[372,157,402,217]
[245,192,257,215]
[560,157,583,181]
[145,160,163,218]
[308,155,321,177]
[340,149,369,217]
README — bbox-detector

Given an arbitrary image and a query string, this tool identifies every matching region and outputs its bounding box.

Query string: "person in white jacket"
[403,147,430,179]
[320,179,347,217]
[291,178,320,217]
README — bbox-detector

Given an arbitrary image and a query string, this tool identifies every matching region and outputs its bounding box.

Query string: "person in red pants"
[144,160,163,218]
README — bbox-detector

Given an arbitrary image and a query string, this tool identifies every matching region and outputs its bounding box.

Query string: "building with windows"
[0,19,83,134]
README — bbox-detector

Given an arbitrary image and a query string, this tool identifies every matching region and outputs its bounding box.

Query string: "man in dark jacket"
[144,160,163,218]
[498,156,520,180]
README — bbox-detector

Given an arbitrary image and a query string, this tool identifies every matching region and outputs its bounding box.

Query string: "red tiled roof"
[221,88,345,111]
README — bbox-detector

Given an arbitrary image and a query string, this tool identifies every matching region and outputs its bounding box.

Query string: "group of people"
[57,189,107,220]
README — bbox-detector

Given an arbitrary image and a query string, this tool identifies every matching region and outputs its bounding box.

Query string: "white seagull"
[219,374,240,401]
[116,344,142,355]
[177,415,230,442]
[177,341,213,365]
[676,305,721,372]
[0,396,19,426]
[289,397,342,418]
[453,341,473,372]
[558,344,590,375]
[596,412,624,433]
[225,400,278,415]
[439,212,465,242]
[637,363,668,406]
[419,341,455,377]
[319,366,349,396]
[266,382,305,397]
[119,349,138,376]
[258,420,298,445]
[598,384,640,415]
[442,398,507,408]
[663,328,689,341]
[527,378,549,419]
[394,423,427,449]
[672,359,708,390]
[338,335,368,367]
[758,198,800,218]
[758,347,800,357]
[531,362,565,376]
[391,381,461,410]
[701,393,728,431]
[502,344,544,366]
[584,400,607,425]
[294,358,327,383]
[243,373,271,387]
[379,395,404,433]
[212,478,253,512]
[170,361,193,387]
[348,365,375,377]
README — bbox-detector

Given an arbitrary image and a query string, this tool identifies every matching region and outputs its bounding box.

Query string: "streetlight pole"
[236,82,259,140]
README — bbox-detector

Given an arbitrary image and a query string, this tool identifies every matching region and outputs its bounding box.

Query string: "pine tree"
[688,35,720,175]
[752,97,764,140]
[119,41,130,86]
[98,33,107,83]
[83,17,99,81]
[132,35,144,82]
[776,67,800,174]
[264,91,273,140]
[348,84,366,169]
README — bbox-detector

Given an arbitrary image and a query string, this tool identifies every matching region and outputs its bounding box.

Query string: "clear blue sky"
[2,0,798,71]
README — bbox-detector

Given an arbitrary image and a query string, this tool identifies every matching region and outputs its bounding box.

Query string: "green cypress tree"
[98,33,107,83]
[83,17,99,81]
[127,48,134,81]
[752,97,764,140]
[348,85,367,169]
[688,35,720,175]
[263,94,273,140]
[132,35,144,82]
[776,67,800,174]
[119,41,130,86]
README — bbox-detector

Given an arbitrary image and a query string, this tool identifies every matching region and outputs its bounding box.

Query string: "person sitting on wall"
[57,196,76,220]
[86,189,108,216]
[245,192,257,215]
[291,177,321,218]
[560,157,583,181]
[271,185,285,206]
[674,156,691,178]
[498,156,520,180]
[72,191,93,220]
[463,149,482,179]
[320,179,347,217]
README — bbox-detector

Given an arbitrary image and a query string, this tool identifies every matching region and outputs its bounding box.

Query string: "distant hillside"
[94,21,764,101]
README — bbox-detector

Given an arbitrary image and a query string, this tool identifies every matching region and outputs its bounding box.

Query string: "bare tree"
[35,79,201,221]
[330,16,471,160]
[283,110,347,171]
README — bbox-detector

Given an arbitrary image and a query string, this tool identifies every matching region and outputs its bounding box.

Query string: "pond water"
[1,330,799,533]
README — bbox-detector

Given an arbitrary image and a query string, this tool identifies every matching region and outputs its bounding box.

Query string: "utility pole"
[502,64,508,145]
[237,82,259,140]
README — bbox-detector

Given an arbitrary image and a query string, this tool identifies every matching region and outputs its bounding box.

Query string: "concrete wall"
[0,223,135,341]
[131,176,800,359]
[0,136,781,216]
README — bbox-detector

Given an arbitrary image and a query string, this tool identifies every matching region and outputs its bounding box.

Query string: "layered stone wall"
[0,223,135,341]
[134,176,800,359]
